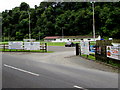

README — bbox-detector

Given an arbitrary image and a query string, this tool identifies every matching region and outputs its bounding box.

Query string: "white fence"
[1,42,47,52]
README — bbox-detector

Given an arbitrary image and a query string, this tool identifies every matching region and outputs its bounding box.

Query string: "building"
[44,35,101,42]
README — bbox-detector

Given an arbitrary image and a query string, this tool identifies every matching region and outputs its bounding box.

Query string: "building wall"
[44,36,101,42]
[51,38,100,42]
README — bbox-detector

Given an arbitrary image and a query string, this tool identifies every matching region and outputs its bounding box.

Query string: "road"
[2,46,118,89]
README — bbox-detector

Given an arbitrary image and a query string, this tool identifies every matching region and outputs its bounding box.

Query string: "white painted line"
[73,85,88,90]
[4,64,39,76]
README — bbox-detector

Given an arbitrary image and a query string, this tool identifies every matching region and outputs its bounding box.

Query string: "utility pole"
[39,30,40,41]
[28,11,31,39]
[91,1,96,41]
[62,27,64,39]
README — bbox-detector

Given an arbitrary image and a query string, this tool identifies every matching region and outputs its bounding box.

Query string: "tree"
[2,2,120,41]
[20,2,30,11]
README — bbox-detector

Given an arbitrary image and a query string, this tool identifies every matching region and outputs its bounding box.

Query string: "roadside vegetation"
[2,2,120,41]
[81,54,120,68]
[81,54,95,60]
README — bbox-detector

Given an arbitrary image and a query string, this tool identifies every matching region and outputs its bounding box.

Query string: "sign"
[24,42,40,50]
[80,41,89,55]
[107,46,120,60]
[8,42,23,49]
[89,45,96,54]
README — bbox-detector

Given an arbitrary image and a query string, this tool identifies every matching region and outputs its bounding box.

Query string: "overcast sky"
[0,0,44,12]
[1,0,119,12]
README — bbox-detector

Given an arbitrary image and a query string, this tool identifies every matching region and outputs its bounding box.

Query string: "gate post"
[45,43,47,52]
[76,43,79,56]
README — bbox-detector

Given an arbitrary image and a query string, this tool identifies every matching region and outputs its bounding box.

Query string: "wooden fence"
[95,40,120,67]
[76,40,120,67]
[0,43,47,52]
[95,40,112,63]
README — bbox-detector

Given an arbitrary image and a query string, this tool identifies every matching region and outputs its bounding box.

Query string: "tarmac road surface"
[2,46,119,89]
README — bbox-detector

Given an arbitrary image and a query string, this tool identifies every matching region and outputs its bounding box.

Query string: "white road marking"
[4,64,39,76]
[73,85,88,90]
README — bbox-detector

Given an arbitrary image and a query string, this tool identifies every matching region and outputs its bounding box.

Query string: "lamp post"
[90,1,95,41]
[28,11,31,39]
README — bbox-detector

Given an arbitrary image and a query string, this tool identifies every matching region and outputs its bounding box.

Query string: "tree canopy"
[2,2,120,41]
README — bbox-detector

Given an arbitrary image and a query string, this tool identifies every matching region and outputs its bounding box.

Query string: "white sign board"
[24,42,40,50]
[107,46,120,60]
[80,41,89,55]
[8,42,23,49]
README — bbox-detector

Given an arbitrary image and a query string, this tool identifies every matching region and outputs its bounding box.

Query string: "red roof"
[44,36,60,39]
[44,35,100,39]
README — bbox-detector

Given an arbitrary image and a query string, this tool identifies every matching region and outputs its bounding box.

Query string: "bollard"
[45,43,47,52]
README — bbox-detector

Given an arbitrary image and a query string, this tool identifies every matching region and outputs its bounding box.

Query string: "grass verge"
[81,54,95,60]
[0,49,53,53]
[81,54,120,68]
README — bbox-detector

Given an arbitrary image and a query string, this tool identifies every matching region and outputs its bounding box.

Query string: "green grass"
[81,54,95,60]
[0,49,53,53]
[81,54,120,67]
[90,41,96,45]
[41,41,81,46]
[40,42,66,46]
[108,60,120,67]
[0,42,8,44]
[0,41,66,46]
[0,41,24,44]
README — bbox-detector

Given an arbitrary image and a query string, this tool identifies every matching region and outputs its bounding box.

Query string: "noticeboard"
[80,41,90,55]
[107,46,120,60]
[8,42,23,49]
[24,42,40,50]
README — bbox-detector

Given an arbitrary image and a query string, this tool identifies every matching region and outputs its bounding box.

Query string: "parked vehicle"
[65,42,75,47]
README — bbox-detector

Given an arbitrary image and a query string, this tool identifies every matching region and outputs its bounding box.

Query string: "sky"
[0,0,119,12]
[0,0,44,12]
